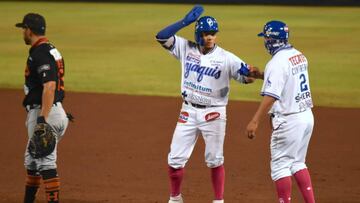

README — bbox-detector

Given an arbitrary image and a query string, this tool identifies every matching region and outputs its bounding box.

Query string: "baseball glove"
[28,123,56,159]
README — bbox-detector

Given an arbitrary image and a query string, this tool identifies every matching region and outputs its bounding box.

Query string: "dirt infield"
[0,89,359,203]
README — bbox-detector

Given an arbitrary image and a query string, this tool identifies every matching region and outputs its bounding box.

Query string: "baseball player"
[156,5,263,203]
[16,13,69,203]
[245,20,315,203]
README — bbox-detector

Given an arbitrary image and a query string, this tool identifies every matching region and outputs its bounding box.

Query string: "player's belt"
[25,102,61,112]
[184,101,212,109]
[25,104,40,111]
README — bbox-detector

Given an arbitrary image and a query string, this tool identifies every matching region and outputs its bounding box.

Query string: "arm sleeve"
[155,5,203,41]
[34,52,57,84]
[260,61,288,100]
[155,20,187,52]
[156,20,186,40]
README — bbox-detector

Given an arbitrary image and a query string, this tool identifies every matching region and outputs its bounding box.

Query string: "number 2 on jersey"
[299,73,308,92]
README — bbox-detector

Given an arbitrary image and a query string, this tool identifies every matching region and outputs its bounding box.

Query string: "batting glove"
[182,5,204,26]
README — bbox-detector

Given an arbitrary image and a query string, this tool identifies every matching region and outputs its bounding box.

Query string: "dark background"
[4,0,360,6]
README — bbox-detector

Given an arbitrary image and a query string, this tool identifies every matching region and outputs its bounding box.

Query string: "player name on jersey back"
[262,48,313,115]
[289,53,313,112]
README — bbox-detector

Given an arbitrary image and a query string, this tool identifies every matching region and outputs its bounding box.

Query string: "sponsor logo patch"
[186,53,200,64]
[183,81,212,94]
[37,64,50,73]
[205,112,220,122]
[178,111,189,123]
[265,30,280,36]
[295,91,311,103]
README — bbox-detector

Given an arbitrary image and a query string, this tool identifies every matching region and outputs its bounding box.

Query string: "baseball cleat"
[168,194,183,203]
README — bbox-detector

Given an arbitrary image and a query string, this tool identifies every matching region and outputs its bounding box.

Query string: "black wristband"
[37,116,46,124]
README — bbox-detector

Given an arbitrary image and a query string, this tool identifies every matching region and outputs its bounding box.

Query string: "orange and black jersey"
[23,38,65,106]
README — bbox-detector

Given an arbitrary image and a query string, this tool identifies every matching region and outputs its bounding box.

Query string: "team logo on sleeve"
[178,111,189,123]
[205,112,220,122]
[266,78,272,88]
[37,64,50,73]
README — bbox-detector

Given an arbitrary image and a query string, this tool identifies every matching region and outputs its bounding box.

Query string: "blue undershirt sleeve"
[156,20,186,40]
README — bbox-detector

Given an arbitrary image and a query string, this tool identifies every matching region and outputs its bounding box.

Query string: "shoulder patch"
[266,78,272,87]
[49,48,62,60]
[37,64,51,73]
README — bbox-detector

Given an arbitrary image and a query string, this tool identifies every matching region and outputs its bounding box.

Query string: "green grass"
[1,2,359,107]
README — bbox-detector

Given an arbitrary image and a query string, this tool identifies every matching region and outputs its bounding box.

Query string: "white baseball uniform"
[261,46,314,181]
[159,35,249,168]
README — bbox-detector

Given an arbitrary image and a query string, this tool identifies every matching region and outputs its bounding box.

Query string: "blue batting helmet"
[258,20,289,55]
[258,20,289,40]
[195,16,219,46]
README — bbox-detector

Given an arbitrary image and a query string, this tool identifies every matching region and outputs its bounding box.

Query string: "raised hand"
[182,5,204,26]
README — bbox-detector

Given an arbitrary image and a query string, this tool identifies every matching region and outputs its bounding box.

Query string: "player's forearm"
[156,5,203,40]
[251,96,276,124]
[40,81,56,120]
[156,20,186,40]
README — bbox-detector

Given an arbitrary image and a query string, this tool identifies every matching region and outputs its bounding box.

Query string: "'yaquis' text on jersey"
[159,35,250,106]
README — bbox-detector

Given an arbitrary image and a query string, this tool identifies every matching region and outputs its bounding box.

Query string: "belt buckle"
[195,103,205,108]
[184,101,206,109]
[191,102,206,109]
[25,104,36,112]
[25,104,41,112]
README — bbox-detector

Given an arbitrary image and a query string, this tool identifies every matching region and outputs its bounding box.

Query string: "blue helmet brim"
[257,32,265,37]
